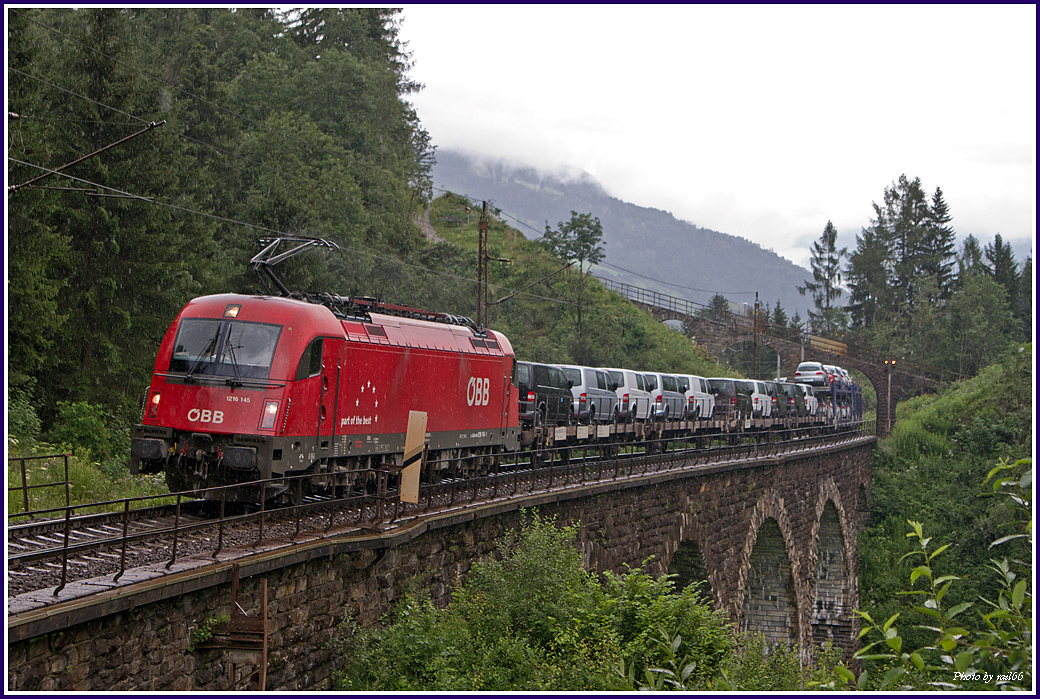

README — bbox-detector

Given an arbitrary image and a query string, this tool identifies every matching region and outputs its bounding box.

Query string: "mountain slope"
[431,148,815,318]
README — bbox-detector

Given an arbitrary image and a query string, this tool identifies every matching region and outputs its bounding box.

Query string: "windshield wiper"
[185,326,221,382]
[223,336,244,388]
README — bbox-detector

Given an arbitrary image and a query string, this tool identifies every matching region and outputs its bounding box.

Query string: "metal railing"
[7,453,72,515]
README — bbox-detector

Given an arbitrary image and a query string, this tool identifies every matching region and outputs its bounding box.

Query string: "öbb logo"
[187,408,224,424]
[466,377,490,406]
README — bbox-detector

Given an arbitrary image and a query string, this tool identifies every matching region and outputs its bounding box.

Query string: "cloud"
[401,3,1036,267]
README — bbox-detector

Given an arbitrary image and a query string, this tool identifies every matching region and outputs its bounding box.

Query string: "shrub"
[842,459,1032,691]
[7,392,42,449]
[46,401,119,463]
[334,511,734,691]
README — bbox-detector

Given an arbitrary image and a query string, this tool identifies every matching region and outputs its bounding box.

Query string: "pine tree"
[703,293,729,322]
[798,220,847,335]
[771,299,788,328]
[984,234,1021,320]
[875,175,931,310]
[921,187,957,298]
[1014,256,1032,337]
[956,234,987,281]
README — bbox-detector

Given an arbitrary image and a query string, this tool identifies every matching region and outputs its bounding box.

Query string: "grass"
[7,439,173,519]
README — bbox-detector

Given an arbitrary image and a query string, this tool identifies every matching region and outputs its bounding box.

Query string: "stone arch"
[811,501,851,650]
[741,519,799,650]
[736,490,803,651]
[807,478,859,660]
[662,511,718,606]
[668,540,712,600]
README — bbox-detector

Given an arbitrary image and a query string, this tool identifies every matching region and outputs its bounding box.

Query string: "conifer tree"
[984,233,1020,312]
[921,186,957,297]
[798,220,847,335]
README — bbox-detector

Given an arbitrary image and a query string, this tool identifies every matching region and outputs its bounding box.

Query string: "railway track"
[8,423,872,601]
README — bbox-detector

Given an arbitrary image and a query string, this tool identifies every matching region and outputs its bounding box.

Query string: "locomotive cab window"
[169,319,281,379]
[295,338,324,380]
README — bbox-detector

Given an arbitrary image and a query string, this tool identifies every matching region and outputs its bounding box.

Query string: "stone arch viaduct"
[597,278,947,435]
[9,436,875,692]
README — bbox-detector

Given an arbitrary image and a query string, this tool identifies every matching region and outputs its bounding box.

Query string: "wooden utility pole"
[752,293,761,379]
[476,201,489,328]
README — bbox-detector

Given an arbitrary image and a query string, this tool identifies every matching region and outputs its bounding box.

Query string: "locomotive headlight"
[259,399,281,430]
[146,390,162,419]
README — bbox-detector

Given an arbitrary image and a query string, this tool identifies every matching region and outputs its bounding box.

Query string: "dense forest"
[6,7,727,451]
[8,8,434,427]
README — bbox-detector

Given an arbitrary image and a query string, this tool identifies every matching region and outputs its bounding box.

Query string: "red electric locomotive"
[131,238,521,503]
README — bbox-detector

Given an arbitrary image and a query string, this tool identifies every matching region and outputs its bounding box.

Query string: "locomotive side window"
[295,338,324,381]
[169,319,281,379]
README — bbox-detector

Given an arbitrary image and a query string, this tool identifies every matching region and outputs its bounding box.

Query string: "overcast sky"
[397,4,1035,270]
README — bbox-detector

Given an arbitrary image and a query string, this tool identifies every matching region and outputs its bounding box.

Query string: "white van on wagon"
[676,374,715,420]
[557,365,619,424]
[600,367,653,423]
[644,372,687,421]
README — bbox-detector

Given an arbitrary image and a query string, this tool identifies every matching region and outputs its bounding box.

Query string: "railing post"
[116,499,131,581]
[63,454,71,509]
[19,457,29,515]
[166,494,182,570]
[53,506,72,596]
[213,489,226,558]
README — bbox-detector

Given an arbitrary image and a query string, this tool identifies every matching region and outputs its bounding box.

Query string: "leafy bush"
[844,459,1032,691]
[45,400,126,464]
[860,346,1032,653]
[7,391,42,448]
[334,511,734,691]
[602,562,732,685]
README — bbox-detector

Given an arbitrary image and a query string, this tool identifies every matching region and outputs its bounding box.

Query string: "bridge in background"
[597,277,946,435]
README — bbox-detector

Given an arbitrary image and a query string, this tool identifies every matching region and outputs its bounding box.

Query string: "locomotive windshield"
[169,318,282,380]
